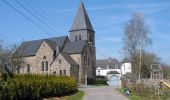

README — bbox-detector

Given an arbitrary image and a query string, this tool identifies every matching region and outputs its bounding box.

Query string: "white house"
[96,58,132,86]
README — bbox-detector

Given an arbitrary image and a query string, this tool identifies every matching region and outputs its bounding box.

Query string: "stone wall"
[50,53,71,76]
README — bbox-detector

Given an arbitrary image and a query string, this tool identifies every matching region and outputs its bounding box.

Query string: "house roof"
[17,36,68,57]
[108,71,120,74]
[70,1,94,32]
[61,53,78,65]
[96,58,120,69]
[63,40,86,54]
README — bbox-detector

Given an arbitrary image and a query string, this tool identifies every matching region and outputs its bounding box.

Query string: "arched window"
[63,70,66,76]
[45,61,48,71]
[27,64,30,73]
[41,62,44,71]
[59,70,62,76]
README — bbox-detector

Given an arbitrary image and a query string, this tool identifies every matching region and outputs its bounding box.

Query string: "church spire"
[70,1,94,32]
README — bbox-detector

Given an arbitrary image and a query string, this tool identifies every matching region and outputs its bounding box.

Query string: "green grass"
[64,90,84,100]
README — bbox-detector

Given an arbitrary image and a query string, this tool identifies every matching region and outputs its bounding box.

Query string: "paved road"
[79,86,129,100]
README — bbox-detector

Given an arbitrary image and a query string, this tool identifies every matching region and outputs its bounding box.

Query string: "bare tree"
[0,43,24,74]
[122,12,152,79]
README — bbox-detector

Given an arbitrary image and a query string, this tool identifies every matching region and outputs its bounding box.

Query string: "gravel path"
[79,86,129,100]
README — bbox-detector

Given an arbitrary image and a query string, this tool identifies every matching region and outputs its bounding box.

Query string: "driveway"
[79,86,129,100]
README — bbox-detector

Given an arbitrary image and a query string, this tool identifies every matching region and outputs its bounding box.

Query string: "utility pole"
[138,38,142,82]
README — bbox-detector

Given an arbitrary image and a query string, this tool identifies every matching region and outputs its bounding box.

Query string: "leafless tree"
[122,12,152,77]
[0,42,24,74]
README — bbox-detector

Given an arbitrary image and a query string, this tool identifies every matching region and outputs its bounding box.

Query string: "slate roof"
[17,36,68,57]
[108,71,120,74]
[70,1,94,32]
[61,53,78,65]
[63,40,86,54]
[96,58,120,69]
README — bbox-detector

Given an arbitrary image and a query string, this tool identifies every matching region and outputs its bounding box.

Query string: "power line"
[26,0,65,34]
[2,0,54,36]
[14,0,56,34]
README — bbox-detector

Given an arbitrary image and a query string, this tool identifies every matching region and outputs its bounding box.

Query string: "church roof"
[17,36,68,57]
[61,53,78,65]
[63,40,86,54]
[70,1,94,32]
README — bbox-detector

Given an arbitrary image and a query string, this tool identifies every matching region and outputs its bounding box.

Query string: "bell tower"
[69,1,95,46]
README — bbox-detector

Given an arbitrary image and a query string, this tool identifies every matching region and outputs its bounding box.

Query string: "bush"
[87,76,108,85]
[0,74,77,100]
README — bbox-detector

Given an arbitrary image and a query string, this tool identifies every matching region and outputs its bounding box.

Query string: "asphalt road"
[80,86,129,100]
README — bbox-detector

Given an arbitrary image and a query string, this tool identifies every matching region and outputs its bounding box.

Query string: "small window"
[27,64,30,73]
[60,70,62,76]
[59,60,61,64]
[88,57,89,66]
[41,62,44,71]
[45,61,48,71]
[53,50,56,57]
[63,70,66,76]
[79,35,82,40]
[75,36,78,41]
[84,56,86,66]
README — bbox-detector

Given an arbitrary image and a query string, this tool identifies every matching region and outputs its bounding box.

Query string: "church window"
[59,60,61,64]
[45,61,48,71]
[60,70,62,76]
[75,36,78,41]
[84,56,86,66]
[53,50,56,57]
[63,70,66,76]
[27,64,30,73]
[42,62,44,71]
[79,35,82,40]
[88,57,90,66]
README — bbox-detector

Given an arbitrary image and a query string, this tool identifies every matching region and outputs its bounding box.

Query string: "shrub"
[0,74,77,100]
[87,76,108,85]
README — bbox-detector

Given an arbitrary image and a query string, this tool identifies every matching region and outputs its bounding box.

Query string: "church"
[17,1,96,83]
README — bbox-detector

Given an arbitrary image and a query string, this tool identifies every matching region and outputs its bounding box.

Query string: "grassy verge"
[118,88,151,100]
[48,91,84,100]
[64,90,84,100]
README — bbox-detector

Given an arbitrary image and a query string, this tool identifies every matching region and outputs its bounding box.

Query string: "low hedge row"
[87,77,108,85]
[0,74,77,100]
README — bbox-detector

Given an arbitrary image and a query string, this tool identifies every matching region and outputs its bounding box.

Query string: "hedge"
[0,74,77,100]
[87,77,108,85]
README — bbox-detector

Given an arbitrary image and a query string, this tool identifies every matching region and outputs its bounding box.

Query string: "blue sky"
[0,0,170,64]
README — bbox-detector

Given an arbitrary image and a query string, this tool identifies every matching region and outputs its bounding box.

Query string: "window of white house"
[63,70,66,76]
[75,36,78,41]
[27,64,30,73]
[45,61,48,71]
[79,35,82,40]
[59,60,61,64]
[59,70,62,76]
[41,62,44,71]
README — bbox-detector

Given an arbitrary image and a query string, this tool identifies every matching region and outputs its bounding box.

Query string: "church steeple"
[70,1,94,32]
[69,1,95,46]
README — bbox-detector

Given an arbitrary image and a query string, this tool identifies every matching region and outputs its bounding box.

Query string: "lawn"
[47,90,84,100]
[118,88,168,100]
